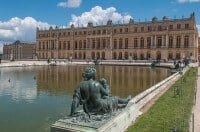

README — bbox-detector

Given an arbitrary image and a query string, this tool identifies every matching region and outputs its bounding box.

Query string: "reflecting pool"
[0,65,171,132]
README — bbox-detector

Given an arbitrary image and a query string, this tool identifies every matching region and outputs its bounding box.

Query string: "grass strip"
[128,67,197,132]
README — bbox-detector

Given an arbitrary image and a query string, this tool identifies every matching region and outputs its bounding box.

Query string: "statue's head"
[82,66,96,80]
[99,78,106,85]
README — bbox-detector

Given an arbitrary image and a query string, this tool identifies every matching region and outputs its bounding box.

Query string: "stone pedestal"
[51,101,141,132]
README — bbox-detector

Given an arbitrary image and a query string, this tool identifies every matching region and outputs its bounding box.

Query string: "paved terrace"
[0,60,174,68]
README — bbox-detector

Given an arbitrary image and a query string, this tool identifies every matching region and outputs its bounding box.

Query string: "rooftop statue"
[70,66,131,118]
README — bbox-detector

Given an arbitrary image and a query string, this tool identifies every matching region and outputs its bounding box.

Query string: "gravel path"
[193,66,200,132]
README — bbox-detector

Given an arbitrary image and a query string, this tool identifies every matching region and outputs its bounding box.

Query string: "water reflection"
[36,65,171,97]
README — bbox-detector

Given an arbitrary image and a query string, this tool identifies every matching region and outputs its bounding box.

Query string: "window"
[176,36,181,48]
[184,35,189,48]
[157,37,162,48]
[97,39,100,49]
[125,38,128,49]
[75,41,77,49]
[177,24,181,29]
[148,26,151,31]
[158,25,162,31]
[67,41,70,50]
[134,38,138,48]
[134,27,138,32]
[169,25,173,30]
[92,39,95,48]
[169,36,173,48]
[114,29,117,34]
[147,37,151,48]
[102,29,106,34]
[140,37,144,48]
[59,41,61,49]
[168,52,173,60]
[120,29,122,33]
[83,40,86,48]
[79,40,82,49]
[125,28,128,32]
[114,39,117,49]
[185,24,189,29]
[119,38,123,49]
[141,27,144,32]
[103,39,106,49]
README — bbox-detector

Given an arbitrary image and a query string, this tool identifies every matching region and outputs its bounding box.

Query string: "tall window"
[97,39,100,49]
[67,41,70,50]
[75,41,77,49]
[185,24,189,29]
[177,24,181,29]
[119,38,123,49]
[157,37,162,48]
[169,25,173,30]
[169,36,173,48]
[147,37,151,48]
[114,39,117,49]
[141,27,144,32]
[103,39,106,49]
[168,52,173,60]
[125,38,128,49]
[184,35,189,48]
[59,41,61,50]
[92,39,95,49]
[79,40,82,49]
[134,38,138,48]
[83,40,86,49]
[176,36,181,48]
[140,37,144,48]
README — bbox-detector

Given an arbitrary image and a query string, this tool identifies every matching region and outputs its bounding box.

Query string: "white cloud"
[177,0,200,3]
[0,17,51,54]
[57,0,82,8]
[69,6,132,27]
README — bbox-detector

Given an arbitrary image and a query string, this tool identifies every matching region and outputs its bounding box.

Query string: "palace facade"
[3,40,36,60]
[36,13,199,61]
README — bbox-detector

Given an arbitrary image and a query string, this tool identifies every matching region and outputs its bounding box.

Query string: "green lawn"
[128,67,197,132]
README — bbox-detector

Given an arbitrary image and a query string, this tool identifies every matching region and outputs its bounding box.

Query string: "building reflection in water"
[36,65,171,97]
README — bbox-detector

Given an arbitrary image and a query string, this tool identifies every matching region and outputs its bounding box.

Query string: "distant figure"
[33,76,36,80]
[0,58,1,64]
[8,78,11,82]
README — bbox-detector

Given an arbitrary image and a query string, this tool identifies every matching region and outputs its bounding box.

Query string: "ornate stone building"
[3,40,36,60]
[36,13,199,61]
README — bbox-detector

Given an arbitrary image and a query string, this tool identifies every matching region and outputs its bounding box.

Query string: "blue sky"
[0,0,200,53]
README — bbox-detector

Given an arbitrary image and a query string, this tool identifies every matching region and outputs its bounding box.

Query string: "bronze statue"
[70,66,131,117]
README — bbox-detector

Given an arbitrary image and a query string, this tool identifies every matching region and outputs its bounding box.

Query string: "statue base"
[51,100,142,132]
